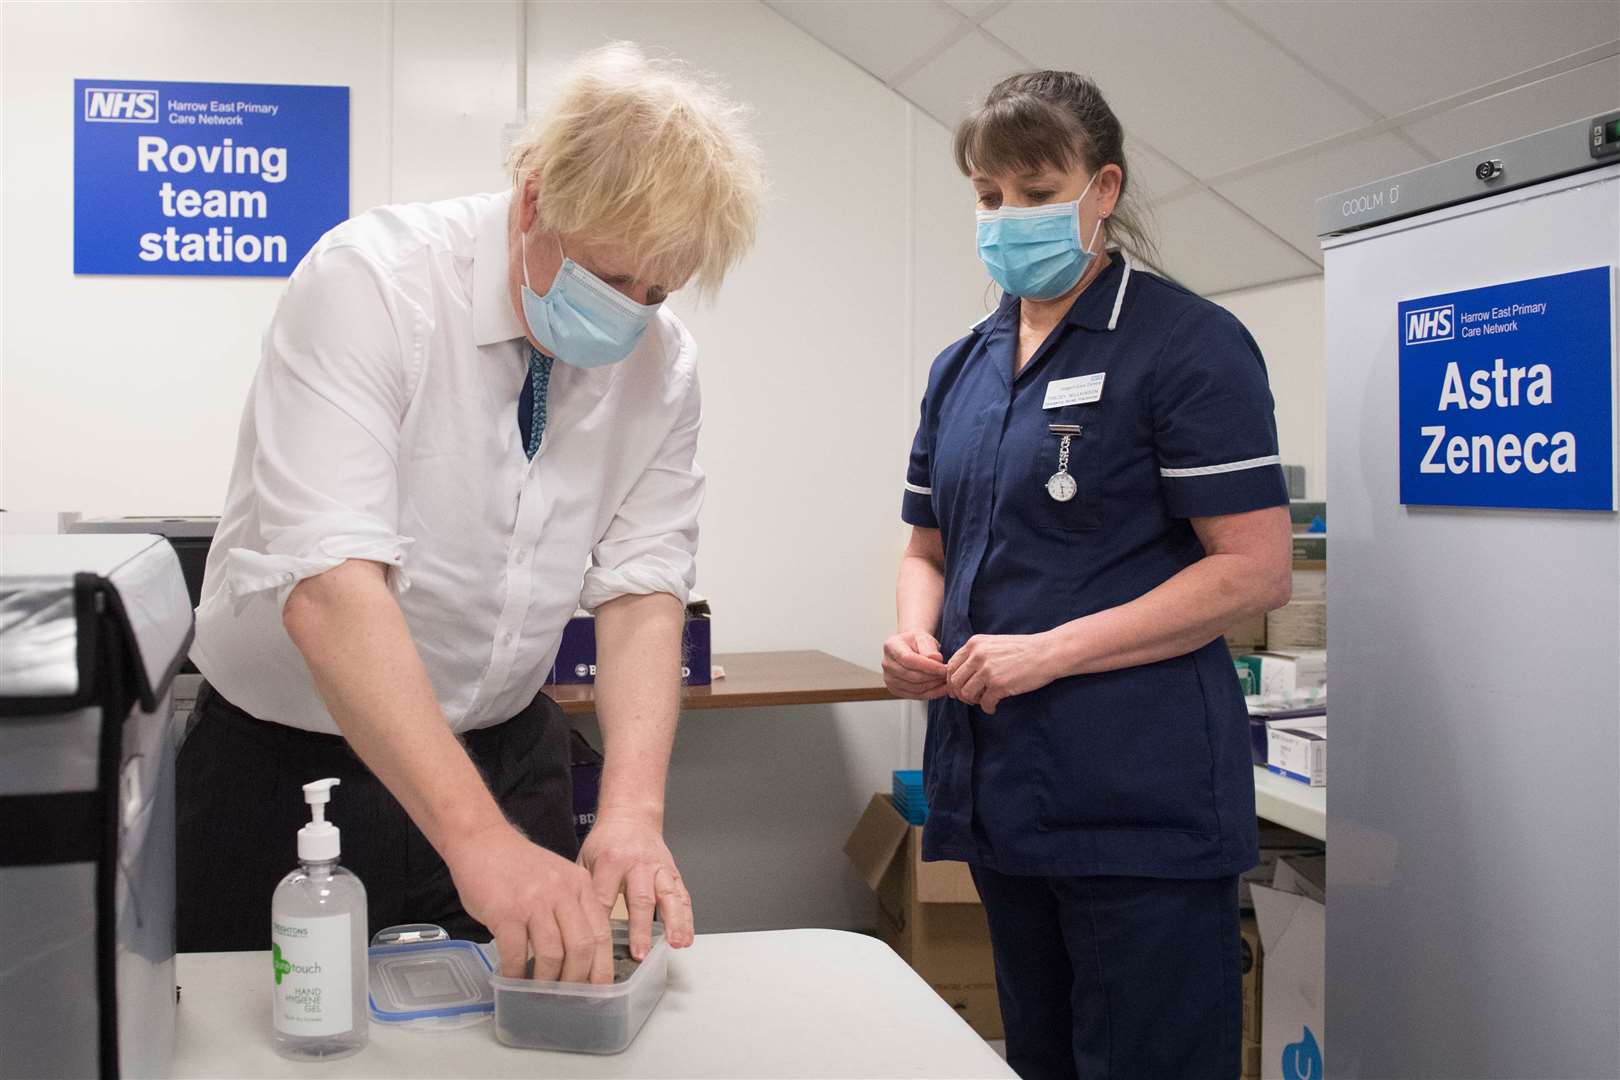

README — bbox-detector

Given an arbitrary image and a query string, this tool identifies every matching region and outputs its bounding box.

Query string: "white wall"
[0,0,1329,931]
[0,0,989,932]
[1211,276,1328,499]
[1,1,394,523]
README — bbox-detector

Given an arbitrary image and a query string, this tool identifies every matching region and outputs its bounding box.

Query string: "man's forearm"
[591,591,684,828]
[282,559,508,854]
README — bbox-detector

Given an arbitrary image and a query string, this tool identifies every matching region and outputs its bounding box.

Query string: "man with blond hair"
[181,43,764,984]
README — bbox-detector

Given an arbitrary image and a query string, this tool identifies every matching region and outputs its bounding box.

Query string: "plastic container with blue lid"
[367,924,495,1030]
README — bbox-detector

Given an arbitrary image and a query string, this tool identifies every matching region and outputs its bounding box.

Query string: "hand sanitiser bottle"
[270,778,368,1060]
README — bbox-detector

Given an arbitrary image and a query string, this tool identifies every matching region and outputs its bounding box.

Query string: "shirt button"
[516,550,528,565]
[503,632,515,646]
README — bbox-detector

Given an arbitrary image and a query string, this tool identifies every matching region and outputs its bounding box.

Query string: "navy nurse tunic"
[902,254,1289,880]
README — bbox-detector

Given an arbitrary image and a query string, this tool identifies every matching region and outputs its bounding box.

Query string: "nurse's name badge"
[1047,424,1082,502]
[1043,372,1105,409]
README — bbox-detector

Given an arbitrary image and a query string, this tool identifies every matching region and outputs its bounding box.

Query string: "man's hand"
[443,822,614,984]
[882,630,950,700]
[578,813,694,960]
[946,632,1063,714]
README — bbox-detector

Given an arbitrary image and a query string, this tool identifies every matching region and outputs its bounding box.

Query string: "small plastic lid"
[368,924,495,1029]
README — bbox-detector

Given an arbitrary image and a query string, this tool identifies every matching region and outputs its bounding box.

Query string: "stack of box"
[1274,502,1327,652]
[550,598,713,685]
[1246,702,1327,766]
[1240,915,1263,1078]
[891,770,928,825]
[1267,717,1327,787]
[844,796,1001,1039]
[1235,650,1325,703]
[568,730,604,845]
[1241,826,1324,1078]
[1252,856,1326,1079]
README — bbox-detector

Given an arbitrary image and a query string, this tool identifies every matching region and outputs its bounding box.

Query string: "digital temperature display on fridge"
[1593,111,1620,159]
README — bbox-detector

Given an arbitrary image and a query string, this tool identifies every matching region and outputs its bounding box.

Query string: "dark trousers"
[971,866,1242,1080]
[176,682,576,952]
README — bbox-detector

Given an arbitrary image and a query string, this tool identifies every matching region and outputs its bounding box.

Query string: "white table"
[174,929,1015,1079]
[1253,765,1326,841]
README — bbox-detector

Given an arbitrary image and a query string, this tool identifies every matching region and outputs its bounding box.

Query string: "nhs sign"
[1404,304,1455,345]
[83,87,159,123]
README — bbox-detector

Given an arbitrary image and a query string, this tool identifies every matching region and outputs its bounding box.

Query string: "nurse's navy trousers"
[971,866,1242,1080]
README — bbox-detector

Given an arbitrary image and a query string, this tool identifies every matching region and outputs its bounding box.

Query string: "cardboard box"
[1236,651,1326,701]
[568,729,603,845]
[844,794,1002,1039]
[1291,535,1326,563]
[1272,855,1325,904]
[1241,824,1325,909]
[1267,719,1327,787]
[1224,610,1268,652]
[550,600,712,685]
[1290,566,1325,601]
[1266,600,1326,651]
[1252,857,1325,1080]
[1240,915,1263,1044]
[1243,1037,1262,1078]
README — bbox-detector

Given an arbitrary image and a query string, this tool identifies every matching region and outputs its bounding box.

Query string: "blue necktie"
[517,344,554,460]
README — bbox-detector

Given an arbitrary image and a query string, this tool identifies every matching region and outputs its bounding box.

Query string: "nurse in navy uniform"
[882,70,1293,1080]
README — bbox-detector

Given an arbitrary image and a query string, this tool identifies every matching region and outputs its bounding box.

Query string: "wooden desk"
[543,649,894,717]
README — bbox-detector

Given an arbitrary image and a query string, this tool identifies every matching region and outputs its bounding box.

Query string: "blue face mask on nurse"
[974,165,1113,301]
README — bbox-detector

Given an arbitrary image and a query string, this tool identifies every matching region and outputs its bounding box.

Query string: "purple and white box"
[550,600,712,685]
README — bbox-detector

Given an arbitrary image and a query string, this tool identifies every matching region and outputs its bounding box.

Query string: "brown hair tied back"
[954,70,1159,269]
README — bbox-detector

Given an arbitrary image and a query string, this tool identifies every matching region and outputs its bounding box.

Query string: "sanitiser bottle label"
[271,914,352,1035]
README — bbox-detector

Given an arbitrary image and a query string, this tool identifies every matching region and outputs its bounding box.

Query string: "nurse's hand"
[444,822,615,984]
[578,814,695,961]
[882,631,951,700]
[947,633,1061,715]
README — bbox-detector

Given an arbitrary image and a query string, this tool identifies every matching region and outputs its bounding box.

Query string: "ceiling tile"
[1127,138,1200,203]
[766,0,962,84]
[983,1,1371,177]
[1403,56,1620,159]
[1230,0,1620,117]
[1215,133,1431,259]
[896,29,1027,127]
[947,0,1000,17]
[1148,189,1321,295]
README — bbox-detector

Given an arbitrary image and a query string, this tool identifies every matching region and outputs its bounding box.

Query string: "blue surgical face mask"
[520,231,658,368]
[975,173,1103,301]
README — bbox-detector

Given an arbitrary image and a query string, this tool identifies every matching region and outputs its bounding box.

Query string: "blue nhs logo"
[1404,304,1455,345]
[83,87,159,123]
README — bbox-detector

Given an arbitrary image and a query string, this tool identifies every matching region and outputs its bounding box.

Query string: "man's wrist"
[594,800,665,831]
[433,797,515,865]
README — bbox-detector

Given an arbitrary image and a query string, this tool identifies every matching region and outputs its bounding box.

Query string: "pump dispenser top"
[299,777,342,862]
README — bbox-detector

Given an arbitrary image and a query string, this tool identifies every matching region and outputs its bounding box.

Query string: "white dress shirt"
[192,191,703,734]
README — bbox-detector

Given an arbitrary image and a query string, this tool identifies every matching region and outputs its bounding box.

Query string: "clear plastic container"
[368,925,495,1031]
[492,925,668,1054]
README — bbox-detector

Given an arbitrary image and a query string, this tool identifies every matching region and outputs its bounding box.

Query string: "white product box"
[1247,650,1326,699]
[1267,719,1327,787]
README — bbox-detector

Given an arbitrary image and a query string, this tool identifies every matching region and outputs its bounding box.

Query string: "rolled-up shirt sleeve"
[579,359,704,612]
[225,243,419,609]
[1152,305,1290,519]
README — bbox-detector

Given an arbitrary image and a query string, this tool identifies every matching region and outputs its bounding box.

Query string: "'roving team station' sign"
[1398,266,1617,512]
[74,78,348,277]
